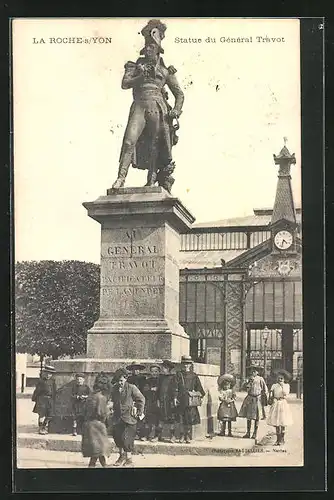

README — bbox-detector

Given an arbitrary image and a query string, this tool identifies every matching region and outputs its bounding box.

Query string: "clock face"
[274,230,293,250]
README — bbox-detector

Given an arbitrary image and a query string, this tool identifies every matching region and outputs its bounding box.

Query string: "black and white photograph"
[12,17,307,473]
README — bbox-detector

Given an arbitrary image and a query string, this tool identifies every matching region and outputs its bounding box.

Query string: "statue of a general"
[111,20,184,193]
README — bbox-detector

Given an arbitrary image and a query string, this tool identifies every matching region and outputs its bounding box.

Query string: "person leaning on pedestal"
[173,355,205,444]
[110,367,145,467]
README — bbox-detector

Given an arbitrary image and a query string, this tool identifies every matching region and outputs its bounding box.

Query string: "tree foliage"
[15,260,100,358]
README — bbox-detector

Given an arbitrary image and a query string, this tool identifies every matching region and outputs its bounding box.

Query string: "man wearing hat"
[156,360,177,443]
[142,363,161,441]
[111,19,184,191]
[32,365,56,434]
[173,355,205,444]
[110,367,145,466]
[71,372,91,436]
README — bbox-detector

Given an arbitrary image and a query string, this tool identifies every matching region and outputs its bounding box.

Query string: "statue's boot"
[145,169,158,187]
[112,164,130,189]
[112,150,132,189]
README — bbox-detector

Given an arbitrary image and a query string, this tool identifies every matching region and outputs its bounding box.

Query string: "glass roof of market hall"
[179,207,301,270]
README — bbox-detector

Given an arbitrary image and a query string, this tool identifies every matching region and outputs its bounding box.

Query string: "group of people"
[217,365,293,446]
[32,355,206,467]
[32,359,293,467]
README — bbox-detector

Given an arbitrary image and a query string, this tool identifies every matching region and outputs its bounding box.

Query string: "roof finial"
[283,136,288,146]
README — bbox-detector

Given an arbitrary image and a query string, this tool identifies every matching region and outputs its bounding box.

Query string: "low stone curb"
[17,433,260,457]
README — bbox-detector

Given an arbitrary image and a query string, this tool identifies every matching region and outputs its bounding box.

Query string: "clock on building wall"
[274,230,293,250]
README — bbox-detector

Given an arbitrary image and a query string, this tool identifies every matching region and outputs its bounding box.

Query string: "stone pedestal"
[84,186,194,361]
[52,186,221,439]
[51,358,220,439]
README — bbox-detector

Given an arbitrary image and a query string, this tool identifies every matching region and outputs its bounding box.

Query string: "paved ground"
[15,392,303,468]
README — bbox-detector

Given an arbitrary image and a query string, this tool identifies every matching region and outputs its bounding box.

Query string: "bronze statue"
[111,20,184,193]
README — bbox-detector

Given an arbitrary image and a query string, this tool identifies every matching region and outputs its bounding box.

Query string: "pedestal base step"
[17,431,259,457]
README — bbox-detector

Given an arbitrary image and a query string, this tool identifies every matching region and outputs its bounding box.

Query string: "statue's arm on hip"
[166,71,184,118]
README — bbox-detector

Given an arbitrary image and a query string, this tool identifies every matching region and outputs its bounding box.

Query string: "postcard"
[12,17,312,482]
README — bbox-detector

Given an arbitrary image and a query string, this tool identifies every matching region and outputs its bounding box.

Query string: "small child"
[32,365,56,434]
[238,365,268,441]
[71,373,91,436]
[267,370,293,446]
[217,374,238,437]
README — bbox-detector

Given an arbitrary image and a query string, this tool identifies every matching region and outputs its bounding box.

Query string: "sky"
[13,18,301,264]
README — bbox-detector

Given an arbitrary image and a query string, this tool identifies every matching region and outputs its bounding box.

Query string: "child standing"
[238,365,268,441]
[71,373,91,436]
[267,370,293,446]
[143,364,161,442]
[32,365,56,435]
[217,374,238,437]
[81,375,112,468]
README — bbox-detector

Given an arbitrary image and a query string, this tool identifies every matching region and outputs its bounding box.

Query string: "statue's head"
[140,19,166,58]
[142,43,160,61]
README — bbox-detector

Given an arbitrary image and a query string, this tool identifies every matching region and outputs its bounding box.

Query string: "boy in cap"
[126,362,147,440]
[71,373,91,436]
[32,365,56,434]
[110,367,145,467]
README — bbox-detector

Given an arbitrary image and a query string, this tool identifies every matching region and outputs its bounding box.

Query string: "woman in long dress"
[267,370,293,446]
[81,376,112,467]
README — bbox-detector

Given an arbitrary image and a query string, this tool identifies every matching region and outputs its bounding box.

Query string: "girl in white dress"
[267,371,293,446]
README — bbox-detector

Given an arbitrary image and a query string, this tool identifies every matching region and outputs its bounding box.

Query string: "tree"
[15,260,100,359]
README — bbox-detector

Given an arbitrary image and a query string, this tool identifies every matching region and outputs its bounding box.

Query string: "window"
[180,231,247,251]
[250,231,271,248]
[190,338,206,363]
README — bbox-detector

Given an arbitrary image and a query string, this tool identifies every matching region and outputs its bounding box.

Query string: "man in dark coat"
[110,368,145,467]
[143,364,161,441]
[157,360,177,442]
[71,373,91,436]
[32,365,56,434]
[174,355,205,444]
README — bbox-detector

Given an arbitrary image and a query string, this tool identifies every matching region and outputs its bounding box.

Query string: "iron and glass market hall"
[178,143,302,391]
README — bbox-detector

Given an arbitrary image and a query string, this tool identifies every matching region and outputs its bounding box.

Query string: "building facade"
[178,144,303,389]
